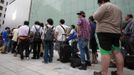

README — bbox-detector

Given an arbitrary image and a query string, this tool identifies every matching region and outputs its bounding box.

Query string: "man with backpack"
[43,18,55,63]
[31,21,43,59]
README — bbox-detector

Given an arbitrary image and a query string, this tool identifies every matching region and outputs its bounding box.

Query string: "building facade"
[0,0,8,27]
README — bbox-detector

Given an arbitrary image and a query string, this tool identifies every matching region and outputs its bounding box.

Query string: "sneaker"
[94,71,101,75]
[31,57,36,59]
[79,64,87,70]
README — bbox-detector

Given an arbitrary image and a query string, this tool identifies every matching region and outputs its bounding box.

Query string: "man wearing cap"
[77,11,91,70]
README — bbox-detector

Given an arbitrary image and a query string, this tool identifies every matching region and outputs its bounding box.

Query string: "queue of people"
[0,0,134,75]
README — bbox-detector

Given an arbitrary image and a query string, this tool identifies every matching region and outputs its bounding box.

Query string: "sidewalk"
[0,51,133,75]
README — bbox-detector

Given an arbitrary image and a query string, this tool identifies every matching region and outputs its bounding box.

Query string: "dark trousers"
[19,40,30,59]
[33,41,41,58]
[12,40,17,53]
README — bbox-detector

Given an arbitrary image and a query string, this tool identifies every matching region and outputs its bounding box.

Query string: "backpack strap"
[34,25,41,35]
[60,25,66,34]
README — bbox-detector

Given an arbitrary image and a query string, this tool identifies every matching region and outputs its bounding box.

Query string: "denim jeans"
[78,38,90,64]
[44,41,54,63]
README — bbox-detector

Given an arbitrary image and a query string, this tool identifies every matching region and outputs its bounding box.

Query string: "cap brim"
[77,13,81,15]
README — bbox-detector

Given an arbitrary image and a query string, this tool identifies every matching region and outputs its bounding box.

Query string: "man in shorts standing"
[93,0,124,75]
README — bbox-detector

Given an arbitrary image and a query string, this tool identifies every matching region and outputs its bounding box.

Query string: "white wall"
[1,0,31,31]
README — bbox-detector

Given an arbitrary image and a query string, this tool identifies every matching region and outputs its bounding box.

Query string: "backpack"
[44,25,54,41]
[33,26,41,42]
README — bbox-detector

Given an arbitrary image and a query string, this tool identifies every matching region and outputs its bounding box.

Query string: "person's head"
[97,0,110,6]
[125,14,133,21]
[40,23,44,27]
[47,18,54,25]
[60,19,65,25]
[71,25,75,29]
[89,16,95,22]
[77,11,86,18]
[5,27,10,31]
[34,21,40,25]
[24,21,29,26]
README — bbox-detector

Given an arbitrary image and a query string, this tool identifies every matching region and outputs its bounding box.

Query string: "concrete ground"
[0,51,133,75]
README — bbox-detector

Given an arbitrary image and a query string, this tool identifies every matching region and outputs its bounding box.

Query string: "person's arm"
[54,27,59,41]
[93,4,106,22]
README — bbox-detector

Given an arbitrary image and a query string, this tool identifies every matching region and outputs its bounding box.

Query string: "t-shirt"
[31,25,43,34]
[55,24,70,41]
[93,2,122,34]
[12,29,18,42]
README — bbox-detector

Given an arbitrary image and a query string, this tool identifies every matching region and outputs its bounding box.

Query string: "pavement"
[0,51,133,75]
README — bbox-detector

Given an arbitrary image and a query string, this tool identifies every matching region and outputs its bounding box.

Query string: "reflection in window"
[4,14,5,18]
[0,0,4,4]
[5,8,7,11]
[0,6,3,10]
[6,2,8,5]
[2,20,4,24]
[0,13,1,17]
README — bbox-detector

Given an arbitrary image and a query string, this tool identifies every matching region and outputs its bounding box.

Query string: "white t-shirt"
[55,24,70,41]
[31,25,43,34]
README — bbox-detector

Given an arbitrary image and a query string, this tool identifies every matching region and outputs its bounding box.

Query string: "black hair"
[5,27,10,30]
[60,19,65,24]
[98,0,110,4]
[71,25,75,29]
[127,14,133,18]
[24,21,29,25]
[89,16,95,22]
[35,21,40,25]
[40,23,44,27]
[47,18,54,25]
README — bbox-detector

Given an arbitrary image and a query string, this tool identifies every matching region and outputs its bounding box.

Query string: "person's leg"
[78,38,87,70]
[101,54,111,75]
[49,41,54,62]
[19,41,24,60]
[44,41,49,63]
[25,40,30,58]
[32,41,37,59]
[37,41,41,59]
[113,51,124,75]
[96,33,113,75]
[112,46,124,75]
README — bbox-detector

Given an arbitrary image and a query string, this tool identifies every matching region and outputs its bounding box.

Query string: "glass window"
[0,6,3,10]
[4,14,5,18]
[0,0,4,4]
[2,20,4,24]
[0,13,1,17]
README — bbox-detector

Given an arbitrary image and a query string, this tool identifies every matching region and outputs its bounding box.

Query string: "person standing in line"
[43,18,55,63]
[89,16,98,64]
[31,21,43,59]
[1,27,10,54]
[93,0,124,75]
[55,19,70,61]
[124,14,134,55]
[76,11,91,70]
[18,21,30,60]
[11,26,20,54]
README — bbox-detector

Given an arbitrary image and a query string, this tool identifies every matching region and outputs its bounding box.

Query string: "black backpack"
[44,25,54,41]
[33,26,41,42]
